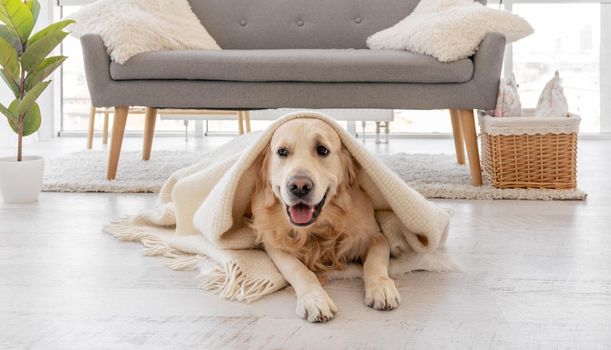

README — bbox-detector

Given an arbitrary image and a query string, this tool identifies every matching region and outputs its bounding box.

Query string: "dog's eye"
[277,148,289,157]
[316,145,329,156]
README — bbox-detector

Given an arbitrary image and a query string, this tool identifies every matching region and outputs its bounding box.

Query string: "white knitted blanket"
[104,112,456,302]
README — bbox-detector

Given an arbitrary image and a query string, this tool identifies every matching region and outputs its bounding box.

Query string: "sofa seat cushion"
[109,49,474,83]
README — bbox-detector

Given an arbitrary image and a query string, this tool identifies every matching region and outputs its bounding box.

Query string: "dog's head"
[256,118,357,227]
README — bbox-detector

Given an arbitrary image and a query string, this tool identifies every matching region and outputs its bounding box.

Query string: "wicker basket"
[478,109,580,189]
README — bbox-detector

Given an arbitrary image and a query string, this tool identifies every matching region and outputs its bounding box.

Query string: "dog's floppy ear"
[251,145,276,208]
[252,145,270,189]
[339,145,359,188]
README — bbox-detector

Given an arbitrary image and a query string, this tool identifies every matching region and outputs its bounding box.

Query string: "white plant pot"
[0,156,44,203]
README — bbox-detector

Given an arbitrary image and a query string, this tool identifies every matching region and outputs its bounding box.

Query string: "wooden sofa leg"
[103,109,109,145]
[244,111,252,132]
[237,111,245,135]
[458,109,482,186]
[87,105,96,149]
[107,106,129,180]
[449,109,465,165]
[142,107,157,161]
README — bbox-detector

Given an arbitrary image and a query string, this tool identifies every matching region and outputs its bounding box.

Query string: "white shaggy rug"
[42,150,587,200]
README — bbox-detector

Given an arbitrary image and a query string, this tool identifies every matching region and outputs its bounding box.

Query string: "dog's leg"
[266,247,337,322]
[363,234,401,310]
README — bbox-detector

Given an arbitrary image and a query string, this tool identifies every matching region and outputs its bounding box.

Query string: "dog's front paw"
[296,289,338,323]
[365,277,401,311]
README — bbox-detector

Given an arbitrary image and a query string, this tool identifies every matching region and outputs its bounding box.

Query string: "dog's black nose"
[288,176,314,198]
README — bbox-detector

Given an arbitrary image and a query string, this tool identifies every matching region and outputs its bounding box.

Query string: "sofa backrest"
[189,0,487,49]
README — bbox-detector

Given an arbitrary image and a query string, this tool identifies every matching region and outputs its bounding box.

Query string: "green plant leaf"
[0,34,19,80]
[0,68,19,97]
[15,80,49,117]
[0,0,34,46]
[20,29,68,72]
[28,19,74,47]
[25,0,39,23]
[22,103,41,136]
[24,55,66,91]
[8,100,40,136]
[0,24,21,52]
[0,101,18,124]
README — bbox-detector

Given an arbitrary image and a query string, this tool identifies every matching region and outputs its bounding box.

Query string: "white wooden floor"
[1,136,610,349]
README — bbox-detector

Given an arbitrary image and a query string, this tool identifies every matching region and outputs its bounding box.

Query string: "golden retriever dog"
[250,118,400,322]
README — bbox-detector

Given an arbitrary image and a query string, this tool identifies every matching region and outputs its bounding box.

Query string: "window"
[512,3,600,132]
[61,7,89,131]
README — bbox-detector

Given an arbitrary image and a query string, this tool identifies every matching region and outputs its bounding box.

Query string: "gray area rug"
[42,150,587,200]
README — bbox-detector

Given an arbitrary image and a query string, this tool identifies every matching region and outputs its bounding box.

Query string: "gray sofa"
[81,0,505,183]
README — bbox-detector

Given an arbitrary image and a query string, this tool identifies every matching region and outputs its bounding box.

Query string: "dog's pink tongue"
[289,204,314,224]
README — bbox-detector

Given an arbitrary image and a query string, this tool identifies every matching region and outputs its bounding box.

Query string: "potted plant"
[0,0,73,203]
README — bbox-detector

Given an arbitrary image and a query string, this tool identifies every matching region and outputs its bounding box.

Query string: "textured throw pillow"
[367,0,533,62]
[70,0,220,64]
[493,74,522,117]
[535,71,569,118]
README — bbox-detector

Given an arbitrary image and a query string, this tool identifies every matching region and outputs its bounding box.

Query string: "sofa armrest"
[470,32,506,109]
[80,33,112,107]
[473,32,506,79]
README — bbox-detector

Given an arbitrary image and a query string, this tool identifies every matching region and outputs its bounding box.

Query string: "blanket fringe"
[106,219,276,301]
[104,219,202,271]
[165,254,204,271]
[199,261,276,303]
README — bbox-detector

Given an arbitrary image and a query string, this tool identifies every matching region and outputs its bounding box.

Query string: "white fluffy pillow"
[70,0,220,64]
[367,0,533,62]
